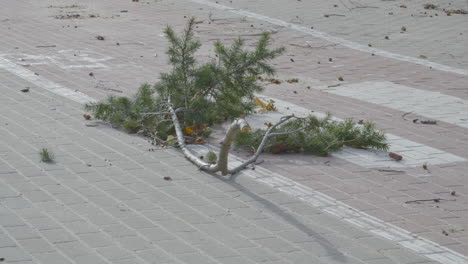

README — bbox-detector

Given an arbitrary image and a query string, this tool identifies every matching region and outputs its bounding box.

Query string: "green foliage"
[235,115,388,156]
[85,84,174,137]
[87,18,284,141]
[39,148,54,163]
[156,17,285,124]
[206,151,217,164]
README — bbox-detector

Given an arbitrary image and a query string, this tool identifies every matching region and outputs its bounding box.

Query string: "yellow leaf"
[254,97,277,112]
[255,97,267,109]
[184,126,195,136]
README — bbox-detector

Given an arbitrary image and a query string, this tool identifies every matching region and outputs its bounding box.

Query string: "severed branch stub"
[169,101,300,175]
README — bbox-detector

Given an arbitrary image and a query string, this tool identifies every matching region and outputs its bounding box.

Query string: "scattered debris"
[89,72,94,77]
[286,78,299,83]
[338,76,344,81]
[368,44,372,47]
[378,169,405,173]
[290,58,295,62]
[384,36,389,40]
[258,76,282,84]
[163,176,172,181]
[324,14,346,17]
[358,120,365,124]
[420,120,437,124]
[20,88,30,93]
[96,35,105,40]
[400,4,407,8]
[424,4,437,9]
[405,198,454,204]
[120,10,128,12]
[36,45,57,48]
[402,111,412,120]
[328,84,341,88]
[83,114,91,120]
[55,14,81,19]
[401,26,406,32]
[422,162,428,170]
[450,190,456,196]
[389,152,403,161]
[442,228,464,236]
[419,55,428,59]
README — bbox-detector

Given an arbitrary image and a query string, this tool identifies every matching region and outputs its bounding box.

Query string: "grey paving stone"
[237,247,281,262]
[117,235,152,251]
[138,227,177,242]
[55,241,93,257]
[156,239,198,254]
[137,248,175,263]
[73,254,108,264]
[4,226,40,240]
[0,214,26,227]
[101,224,136,238]
[33,251,73,264]
[97,246,134,260]
[195,242,240,258]
[62,220,100,234]
[18,238,55,254]
[0,246,32,262]
[78,232,114,248]
[41,229,77,244]
[0,234,17,248]
[176,252,217,264]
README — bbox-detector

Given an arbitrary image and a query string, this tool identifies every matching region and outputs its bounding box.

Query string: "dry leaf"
[389,152,403,161]
[83,114,91,120]
[338,77,344,81]
[192,137,206,144]
[163,176,172,181]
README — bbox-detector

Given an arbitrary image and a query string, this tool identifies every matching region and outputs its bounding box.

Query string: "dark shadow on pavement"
[222,172,348,263]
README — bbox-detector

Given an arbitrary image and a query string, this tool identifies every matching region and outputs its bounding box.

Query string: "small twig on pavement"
[36,45,57,48]
[405,198,455,204]
[402,111,412,120]
[378,169,405,173]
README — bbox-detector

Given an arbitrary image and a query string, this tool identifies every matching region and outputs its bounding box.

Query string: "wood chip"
[389,152,403,161]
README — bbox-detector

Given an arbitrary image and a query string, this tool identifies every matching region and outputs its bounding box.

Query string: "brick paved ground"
[0,68,441,264]
[0,0,468,263]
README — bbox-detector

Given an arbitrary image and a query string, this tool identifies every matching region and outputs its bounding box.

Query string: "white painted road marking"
[188,144,468,264]
[190,0,468,76]
[249,95,466,168]
[321,81,468,129]
[1,55,467,263]
[0,57,96,104]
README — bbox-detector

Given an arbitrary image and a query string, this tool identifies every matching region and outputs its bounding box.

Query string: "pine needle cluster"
[235,114,388,156]
[85,17,284,139]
